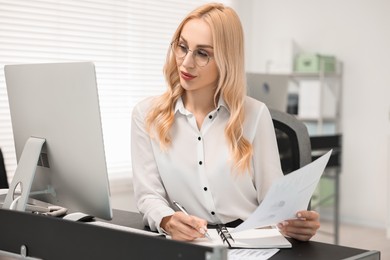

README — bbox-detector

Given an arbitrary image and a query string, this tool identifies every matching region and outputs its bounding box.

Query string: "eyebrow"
[179,36,213,49]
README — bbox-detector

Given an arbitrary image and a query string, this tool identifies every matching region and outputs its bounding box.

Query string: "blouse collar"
[174,95,229,115]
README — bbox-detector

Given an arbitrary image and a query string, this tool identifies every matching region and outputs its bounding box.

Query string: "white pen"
[173,201,212,240]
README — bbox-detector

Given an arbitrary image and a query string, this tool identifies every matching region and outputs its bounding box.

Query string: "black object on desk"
[0,208,380,260]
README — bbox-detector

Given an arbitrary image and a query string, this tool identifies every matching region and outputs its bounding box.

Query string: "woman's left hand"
[277,210,320,241]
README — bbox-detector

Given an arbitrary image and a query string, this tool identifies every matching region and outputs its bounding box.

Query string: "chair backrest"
[269,109,312,175]
[0,148,9,189]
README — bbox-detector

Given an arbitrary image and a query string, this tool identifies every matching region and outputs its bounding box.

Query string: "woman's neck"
[183,89,217,129]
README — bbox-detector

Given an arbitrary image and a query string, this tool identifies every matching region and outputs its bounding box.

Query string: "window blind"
[0,0,232,182]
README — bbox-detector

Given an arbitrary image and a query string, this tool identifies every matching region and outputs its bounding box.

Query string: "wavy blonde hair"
[146,3,252,174]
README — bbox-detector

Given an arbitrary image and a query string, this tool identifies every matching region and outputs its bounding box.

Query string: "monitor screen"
[4,62,112,220]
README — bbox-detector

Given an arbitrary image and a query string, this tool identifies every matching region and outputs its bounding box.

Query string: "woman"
[131,3,320,242]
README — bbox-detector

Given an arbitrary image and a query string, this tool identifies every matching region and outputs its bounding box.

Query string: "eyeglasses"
[171,41,213,67]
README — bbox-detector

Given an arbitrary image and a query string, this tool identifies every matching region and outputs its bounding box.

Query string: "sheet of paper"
[228,248,279,260]
[233,150,332,233]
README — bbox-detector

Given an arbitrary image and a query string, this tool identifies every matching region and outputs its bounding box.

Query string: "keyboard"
[87,220,161,237]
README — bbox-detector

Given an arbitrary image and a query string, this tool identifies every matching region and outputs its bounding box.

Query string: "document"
[191,227,291,249]
[228,248,280,260]
[233,150,332,233]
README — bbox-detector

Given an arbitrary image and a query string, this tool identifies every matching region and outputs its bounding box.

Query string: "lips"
[180,71,196,80]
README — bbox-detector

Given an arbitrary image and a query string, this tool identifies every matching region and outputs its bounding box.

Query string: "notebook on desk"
[191,225,291,249]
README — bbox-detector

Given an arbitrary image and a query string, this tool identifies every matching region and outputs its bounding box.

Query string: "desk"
[0,208,380,260]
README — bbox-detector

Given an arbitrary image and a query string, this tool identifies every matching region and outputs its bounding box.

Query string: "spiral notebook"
[192,225,291,249]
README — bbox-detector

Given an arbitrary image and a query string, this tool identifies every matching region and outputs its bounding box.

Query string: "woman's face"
[175,18,219,93]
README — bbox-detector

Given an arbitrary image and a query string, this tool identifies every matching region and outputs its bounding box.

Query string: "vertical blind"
[0,0,232,182]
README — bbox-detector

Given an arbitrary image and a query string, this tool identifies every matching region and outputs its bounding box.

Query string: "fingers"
[297,210,320,221]
[277,210,320,241]
[163,212,208,241]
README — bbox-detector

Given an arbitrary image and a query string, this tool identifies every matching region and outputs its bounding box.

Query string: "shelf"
[296,116,338,122]
[289,69,343,135]
[291,61,343,79]
[290,72,342,81]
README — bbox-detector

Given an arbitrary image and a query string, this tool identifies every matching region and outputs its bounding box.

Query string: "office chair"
[0,148,9,189]
[270,109,312,212]
[269,109,312,175]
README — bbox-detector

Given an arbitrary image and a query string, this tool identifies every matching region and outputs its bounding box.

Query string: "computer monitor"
[246,72,290,112]
[2,62,112,220]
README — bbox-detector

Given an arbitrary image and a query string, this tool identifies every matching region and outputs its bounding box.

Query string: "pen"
[173,201,212,240]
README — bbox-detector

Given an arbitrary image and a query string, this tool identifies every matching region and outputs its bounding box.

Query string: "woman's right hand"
[160,212,208,241]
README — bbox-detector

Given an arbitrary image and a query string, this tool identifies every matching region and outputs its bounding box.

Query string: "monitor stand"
[2,137,46,211]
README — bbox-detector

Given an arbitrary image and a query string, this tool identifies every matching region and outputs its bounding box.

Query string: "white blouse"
[131,95,283,232]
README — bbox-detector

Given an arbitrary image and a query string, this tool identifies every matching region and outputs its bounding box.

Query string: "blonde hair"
[146,3,252,173]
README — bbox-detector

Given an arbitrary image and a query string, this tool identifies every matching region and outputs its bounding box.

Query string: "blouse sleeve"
[246,99,284,204]
[131,98,175,232]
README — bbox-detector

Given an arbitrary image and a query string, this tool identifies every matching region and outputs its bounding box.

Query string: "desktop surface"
[0,208,380,260]
[108,210,379,260]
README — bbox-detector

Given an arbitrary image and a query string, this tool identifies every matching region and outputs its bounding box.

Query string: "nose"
[181,51,195,68]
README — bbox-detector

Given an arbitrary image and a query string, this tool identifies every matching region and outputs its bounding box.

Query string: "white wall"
[235,0,390,228]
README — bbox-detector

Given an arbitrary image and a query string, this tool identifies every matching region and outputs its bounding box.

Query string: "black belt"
[207,219,243,229]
